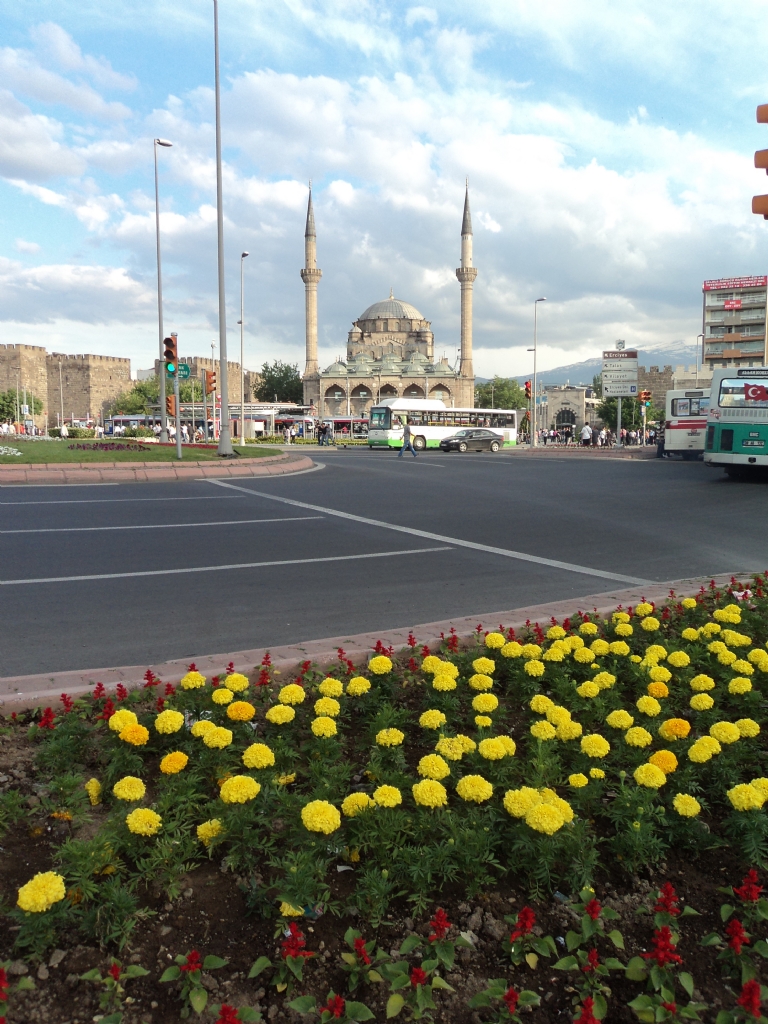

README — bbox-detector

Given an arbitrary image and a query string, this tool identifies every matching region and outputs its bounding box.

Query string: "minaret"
[455,181,477,379]
[301,183,322,377]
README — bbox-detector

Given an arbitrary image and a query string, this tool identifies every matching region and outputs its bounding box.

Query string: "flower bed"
[3,575,768,1022]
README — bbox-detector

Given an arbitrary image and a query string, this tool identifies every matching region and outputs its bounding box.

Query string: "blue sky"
[2,0,768,378]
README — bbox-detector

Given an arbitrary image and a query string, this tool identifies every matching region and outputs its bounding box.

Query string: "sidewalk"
[510,444,657,459]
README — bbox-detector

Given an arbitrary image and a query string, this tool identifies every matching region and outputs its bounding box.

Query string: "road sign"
[602,371,638,383]
[168,363,191,378]
[603,381,639,397]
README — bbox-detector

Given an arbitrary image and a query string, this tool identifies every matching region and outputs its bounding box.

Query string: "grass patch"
[0,441,279,464]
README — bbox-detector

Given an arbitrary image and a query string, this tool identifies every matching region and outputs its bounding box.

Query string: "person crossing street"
[398,417,417,458]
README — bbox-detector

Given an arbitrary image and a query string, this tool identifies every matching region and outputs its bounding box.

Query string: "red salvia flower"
[726,918,750,955]
[164,682,176,697]
[574,997,599,1024]
[421,645,431,659]
[38,707,56,730]
[661,1002,677,1015]
[353,937,371,965]
[408,657,419,672]
[115,683,128,701]
[654,882,680,916]
[734,870,763,904]
[262,653,272,667]
[143,669,159,688]
[0,966,8,1000]
[502,987,519,1014]
[322,994,345,1019]
[509,906,536,942]
[737,979,762,1018]
[428,908,450,941]
[281,922,313,960]
[188,662,197,671]
[97,697,115,720]
[156,697,165,712]
[582,948,600,973]
[257,668,270,687]
[475,623,484,634]
[642,926,683,968]
[211,675,220,688]
[180,950,202,973]
[407,632,417,648]
[215,1006,241,1024]
[410,967,427,987]
[447,634,459,652]
[108,963,121,981]
[60,693,74,713]
[93,682,106,699]
[584,898,602,920]
[226,662,234,674]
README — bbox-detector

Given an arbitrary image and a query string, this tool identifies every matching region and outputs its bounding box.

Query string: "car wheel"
[413,435,426,451]
[458,441,468,452]
[490,441,500,452]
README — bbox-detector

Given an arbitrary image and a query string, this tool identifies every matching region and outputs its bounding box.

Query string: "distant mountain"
[507,345,701,387]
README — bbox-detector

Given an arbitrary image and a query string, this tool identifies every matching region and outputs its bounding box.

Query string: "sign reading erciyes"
[737,368,768,376]
[602,350,639,361]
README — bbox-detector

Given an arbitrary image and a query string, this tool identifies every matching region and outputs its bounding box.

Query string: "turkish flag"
[745,384,768,401]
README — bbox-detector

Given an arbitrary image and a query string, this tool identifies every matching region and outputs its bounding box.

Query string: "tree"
[474,376,527,410]
[108,376,206,416]
[592,373,603,398]
[0,390,43,420]
[596,396,661,431]
[252,361,303,403]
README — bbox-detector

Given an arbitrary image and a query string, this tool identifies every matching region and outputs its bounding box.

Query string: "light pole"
[212,0,232,456]
[154,138,173,444]
[211,341,217,439]
[696,333,704,386]
[238,251,249,446]
[532,297,546,446]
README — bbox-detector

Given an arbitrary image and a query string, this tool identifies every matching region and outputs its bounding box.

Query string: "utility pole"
[212,0,233,455]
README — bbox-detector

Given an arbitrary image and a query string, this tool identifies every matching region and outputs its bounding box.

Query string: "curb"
[0,572,751,712]
[0,452,315,486]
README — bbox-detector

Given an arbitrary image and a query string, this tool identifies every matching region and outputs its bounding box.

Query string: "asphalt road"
[1,449,767,677]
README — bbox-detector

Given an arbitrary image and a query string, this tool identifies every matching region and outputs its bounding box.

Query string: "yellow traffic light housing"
[163,334,178,375]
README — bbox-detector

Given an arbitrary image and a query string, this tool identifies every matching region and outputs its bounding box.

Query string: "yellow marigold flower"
[501,641,523,658]
[197,819,223,846]
[432,673,458,691]
[606,710,634,730]
[347,677,371,696]
[703,622,722,636]
[590,639,610,657]
[84,778,102,806]
[191,719,216,737]
[180,670,206,689]
[648,682,669,699]
[690,694,714,711]
[710,722,740,745]
[369,655,392,675]
[373,785,402,808]
[478,737,507,760]
[342,792,375,817]
[722,630,752,647]
[630,654,642,663]
[567,636,585,650]
[708,640,727,655]
[160,751,188,775]
[302,799,341,833]
[475,715,492,727]
[212,688,234,705]
[748,649,768,665]
[569,773,588,788]
[279,684,306,705]
[546,705,571,726]
[625,727,653,748]
[730,678,753,695]
[539,789,574,822]
[242,743,275,769]
[576,682,600,698]
[736,719,761,738]
[227,701,256,722]
[530,694,554,714]
[658,718,690,741]
[435,738,464,761]
[225,673,250,692]
[435,660,458,679]
[635,602,654,617]
[17,871,66,913]
[112,776,145,801]
[613,611,631,624]
[220,776,260,804]
[542,646,565,662]
[634,763,667,788]
[690,674,715,692]
[311,716,337,738]
[469,673,494,690]
[526,803,565,834]
[718,651,738,667]
[520,644,541,660]
[412,778,448,808]
[637,696,662,717]
[108,708,137,733]
[455,734,476,753]
[119,723,149,746]
[276,773,296,785]
[580,734,610,758]
[614,623,634,638]
[418,754,450,779]
[314,697,341,718]
[751,778,768,798]
[590,768,606,779]
[469,657,492,676]
[531,720,557,741]
[649,667,672,685]
[376,728,404,747]
[154,709,184,734]
[557,720,583,741]
[681,597,698,610]
[647,647,668,662]
[688,739,718,763]
[457,775,493,803]
[728,783,765,812]
[319,678,344,697]
[546,625,566,640]
[573,647,595,664]
[279,901,303,917]
[266,704,295,725]
[641,617,660,632]
[673,794,700,817]
[485,631,506,648]
[126,808,162,836]
[421,655,443,673]
[497,736,517,755]
[419,709,446,729]
[732,660,754,675]
[472,693,498,713]
[681,627,700,641]
[503,786,541,818]
[593,672,616,690]
[580,621,599,635]
[649,750,678,774]
[204,726,232,749]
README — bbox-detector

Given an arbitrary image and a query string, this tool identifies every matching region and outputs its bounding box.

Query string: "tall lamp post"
[154,138,173,443]
[237,251,249,446]
[696,333,704,386]
[212,0,232,456]
[532,297,547,446]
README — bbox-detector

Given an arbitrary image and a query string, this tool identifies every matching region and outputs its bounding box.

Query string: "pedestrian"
[656,421,666,458]
[182,423,189,442]
[580,423,592,447]
[61,422,69,438]
[398,417,417,458]
[291,424,297,443]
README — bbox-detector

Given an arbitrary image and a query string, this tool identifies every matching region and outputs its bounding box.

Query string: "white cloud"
[405,7,438,26]
[0,92,85,181]
[29,22,137,91]
[15,238,40,253]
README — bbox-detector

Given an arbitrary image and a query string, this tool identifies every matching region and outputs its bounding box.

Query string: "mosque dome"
[359,295,424,321]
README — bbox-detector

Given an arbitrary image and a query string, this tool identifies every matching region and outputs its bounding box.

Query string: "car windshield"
[454,430,471,437]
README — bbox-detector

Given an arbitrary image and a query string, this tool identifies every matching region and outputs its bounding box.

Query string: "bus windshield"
[369,408,391,429]
[719,378,768,408]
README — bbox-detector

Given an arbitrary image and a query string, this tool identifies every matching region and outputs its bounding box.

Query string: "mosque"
[300,185,477,416]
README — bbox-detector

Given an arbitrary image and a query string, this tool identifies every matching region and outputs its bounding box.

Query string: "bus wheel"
[413,436,426,450]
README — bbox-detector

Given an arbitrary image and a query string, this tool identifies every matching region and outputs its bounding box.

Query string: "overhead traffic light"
[753,105,768,218]
[164,334,178,375]
[524,380,532,401]
[165,394,176,418]
[205,369,216,395]
[639,390,652,406]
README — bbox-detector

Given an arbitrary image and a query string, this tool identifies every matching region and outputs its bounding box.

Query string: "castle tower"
[300,184,322,377]
[455,181,477,379]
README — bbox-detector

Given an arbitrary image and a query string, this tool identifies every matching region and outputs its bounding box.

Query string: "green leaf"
[238,1010,262,1023]
[399,935,422,955]
[203,955,228,970]
[288,996,317,1013]
[601,907,620,920]
[100,1014,123,1024]
[189,986,208,1014]
[756,899,768,920]
[518,991,541,1007]
[625,956,648,982]
[679,1007,702,1021]
[565,930,582,952]
[700,933,723,947]
[341,952,357,966]
[389,974,411,991]
[593,992,608,1020]
[430,976,453,991]
[531,938,553,956]
[433,940,455,970]
[368,970,383,983]
[607,929,624,950]
[553,956,579,970]
[386,994,405,1018]
[681,906,700,917]
[80,969,103,982]
[753,939,768,958]
[286,957,305,981]
[125,965,150,978]
[468,991,492,1008]
[159,966,181,983]
[679,972,695,998]
[346,1001,375,1021]
[604,957,625,971]
[628,995,655,1022]
[16,978,35,992]
[344,927,360,946]
[720,904,735,923]
[525,953,538,970]
[715,1013,736,1024]
[248,957,272,979]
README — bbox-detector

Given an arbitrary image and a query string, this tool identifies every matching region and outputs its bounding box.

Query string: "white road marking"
[0,516,322,535]
[0,495,245,506]
[0,546,453,586]
[209,479,654,586]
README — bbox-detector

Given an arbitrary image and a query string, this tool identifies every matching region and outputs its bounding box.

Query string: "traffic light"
[163,334,178,375]
[639,390,652,406]
[165,394,176,418]
[753,105,768,218]
[205,369,216,395]
[524,380,532,401]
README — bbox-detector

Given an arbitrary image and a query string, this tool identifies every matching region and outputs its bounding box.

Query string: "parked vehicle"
[663,388,710,459]
[439,428,504,453]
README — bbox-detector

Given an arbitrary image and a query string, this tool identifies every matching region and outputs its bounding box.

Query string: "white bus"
[367,398,517,450]
[664,388,710,459]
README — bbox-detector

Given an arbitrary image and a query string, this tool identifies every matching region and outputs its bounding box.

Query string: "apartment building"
[702,276,767,370]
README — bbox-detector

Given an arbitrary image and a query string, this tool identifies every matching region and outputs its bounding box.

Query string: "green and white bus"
[367,398,517,450]
[704,367,768,478]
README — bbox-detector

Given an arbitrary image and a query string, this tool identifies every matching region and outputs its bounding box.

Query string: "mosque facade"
[300,186,477,417]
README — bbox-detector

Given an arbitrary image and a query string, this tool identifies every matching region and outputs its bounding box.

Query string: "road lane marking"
[0,495,246,506]
[209,478,654,586]
[0,546,452,586]
[0,516,322,535]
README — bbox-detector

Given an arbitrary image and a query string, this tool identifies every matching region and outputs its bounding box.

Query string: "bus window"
[719,378,768,408]
[671,399,690,416]
[370,408,391,429]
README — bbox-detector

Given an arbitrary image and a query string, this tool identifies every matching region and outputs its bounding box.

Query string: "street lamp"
[154,138,173,444]
[532,297,546,446]
[238,251,249,447]
[212,0,233,456]
[696,333,704,386]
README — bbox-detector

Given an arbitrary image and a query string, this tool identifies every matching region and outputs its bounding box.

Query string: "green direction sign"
[167,363,191,378]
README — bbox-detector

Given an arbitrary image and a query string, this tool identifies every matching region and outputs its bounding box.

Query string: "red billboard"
[724,299,742,310]
[703,276,767,291]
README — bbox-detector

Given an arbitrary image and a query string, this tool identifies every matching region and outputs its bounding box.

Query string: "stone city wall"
[47,354,131,426]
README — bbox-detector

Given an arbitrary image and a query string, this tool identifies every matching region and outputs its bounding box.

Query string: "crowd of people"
[528,424,658,447]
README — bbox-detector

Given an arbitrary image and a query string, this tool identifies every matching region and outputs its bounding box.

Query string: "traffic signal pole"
[174,373,182,460]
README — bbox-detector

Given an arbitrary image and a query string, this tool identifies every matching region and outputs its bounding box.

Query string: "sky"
[2,0,768,380]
